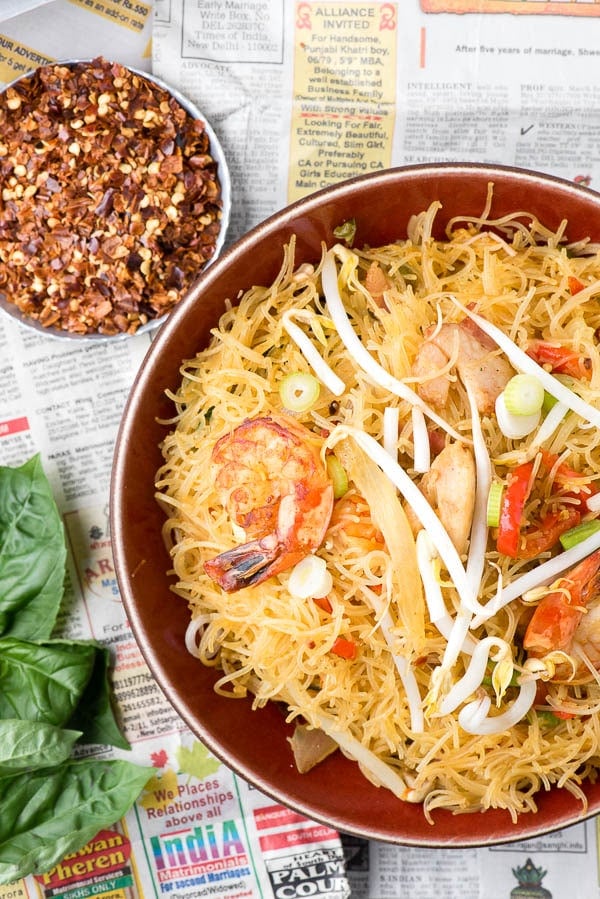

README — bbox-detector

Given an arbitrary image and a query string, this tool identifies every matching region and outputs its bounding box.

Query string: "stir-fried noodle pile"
[157,189,600,820]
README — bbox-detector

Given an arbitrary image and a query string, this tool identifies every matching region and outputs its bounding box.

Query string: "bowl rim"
[0,57,231,342]
[111,162,600,846]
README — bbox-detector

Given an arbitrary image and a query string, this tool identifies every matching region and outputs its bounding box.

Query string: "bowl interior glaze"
[111,164,600,846]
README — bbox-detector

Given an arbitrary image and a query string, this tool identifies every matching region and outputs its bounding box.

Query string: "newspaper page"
[2,1,600,898]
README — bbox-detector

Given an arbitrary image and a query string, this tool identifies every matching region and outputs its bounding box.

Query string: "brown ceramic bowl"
[111,163,600,847]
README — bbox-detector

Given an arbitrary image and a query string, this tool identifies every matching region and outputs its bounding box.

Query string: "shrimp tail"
[204,535,302,592]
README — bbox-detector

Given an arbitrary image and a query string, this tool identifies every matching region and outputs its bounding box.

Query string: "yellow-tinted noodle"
[156,202,600,820]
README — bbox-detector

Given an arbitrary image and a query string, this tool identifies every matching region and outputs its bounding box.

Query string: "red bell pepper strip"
[552,709,577,720]
[525,339,592,381]
[330,636,357,659]
[540,450,598,511]
[496,461,535,558]
[313,596,333,614]
[519,508,581,560]
[497,452,596,559]
[568,276,585,295]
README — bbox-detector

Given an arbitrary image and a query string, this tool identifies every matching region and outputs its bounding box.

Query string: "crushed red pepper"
[0,56,224,336]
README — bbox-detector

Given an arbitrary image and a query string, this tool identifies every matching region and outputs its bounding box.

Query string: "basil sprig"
[0,456,153,884]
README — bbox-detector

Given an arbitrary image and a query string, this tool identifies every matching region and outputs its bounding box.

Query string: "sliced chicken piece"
[412,320,514,415]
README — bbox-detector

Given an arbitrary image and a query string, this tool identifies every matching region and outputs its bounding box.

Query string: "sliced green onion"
[541,373,578,404]
[540,376,577,413]
[535,710,561,728]
[279,372,320,412]
[503,374,545,416]
[559,519,600,550]
[326,453,349,498]
[542,391,558,413]
[486,481,504,528]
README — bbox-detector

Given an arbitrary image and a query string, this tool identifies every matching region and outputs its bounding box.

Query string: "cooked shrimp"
[523,549,600,681]
[204,414,334,591]
[412,319,514,415]
[419,442,476,555]
[328,489,384,548]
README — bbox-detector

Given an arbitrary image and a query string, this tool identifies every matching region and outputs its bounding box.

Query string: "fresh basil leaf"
[0,637,96,725]
[67,645,130,750]
[0,720,81,774]
[0,455,66,640]
[0,758,154,883]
